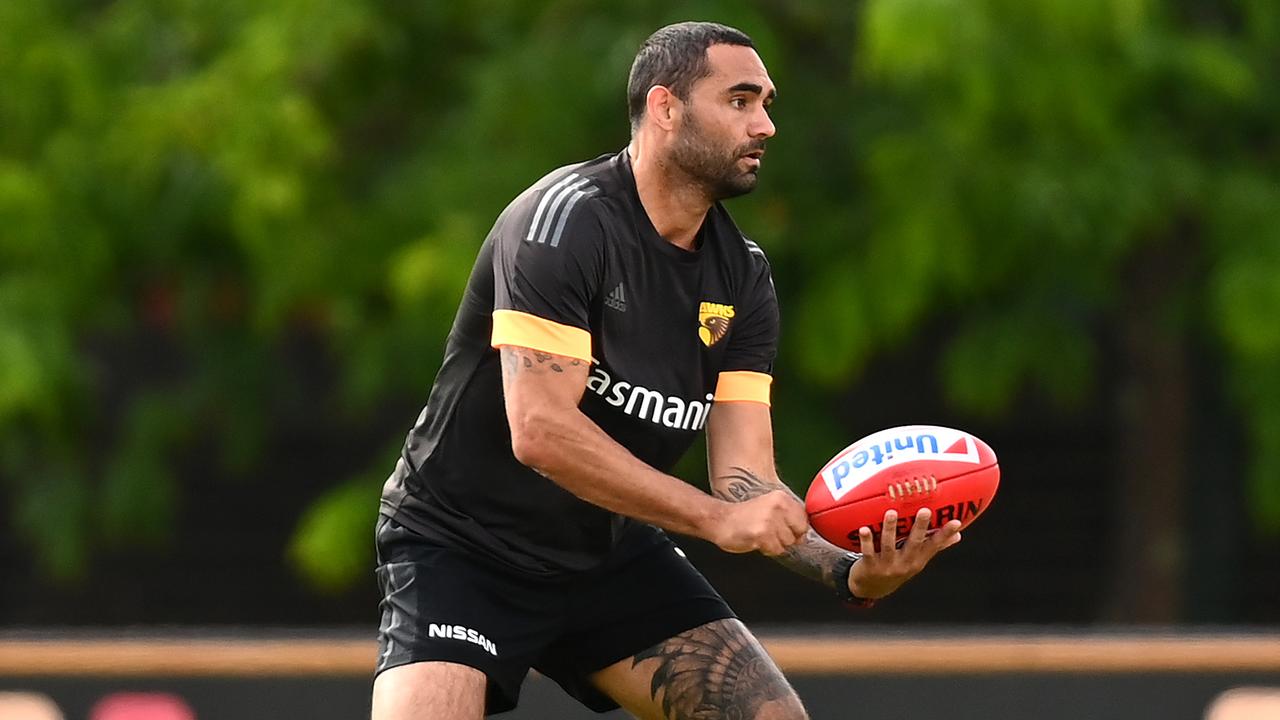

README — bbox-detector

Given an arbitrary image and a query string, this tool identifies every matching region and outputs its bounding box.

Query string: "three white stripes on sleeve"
[525,173,599,248]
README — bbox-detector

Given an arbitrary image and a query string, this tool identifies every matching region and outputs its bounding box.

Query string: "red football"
[805,425,999,552]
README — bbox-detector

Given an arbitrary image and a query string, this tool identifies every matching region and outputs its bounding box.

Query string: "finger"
[766,520,795,554]
[763,491,806,536]
[907,507,932,547]
[857,526,875,556]
[929,520,963,550]
[879,510,898,558]
[792,525,809,546]
[784,502,810,539]
[779,525,804,549]
[761,537,786,556]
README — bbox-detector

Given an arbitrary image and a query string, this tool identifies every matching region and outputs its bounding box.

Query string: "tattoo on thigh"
[632,620,792,720]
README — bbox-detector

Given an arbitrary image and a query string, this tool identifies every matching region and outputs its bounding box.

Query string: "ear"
[644,85,681,131]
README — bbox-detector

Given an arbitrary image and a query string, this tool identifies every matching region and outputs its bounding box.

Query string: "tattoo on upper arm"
[499,346,586,378]
[631,619,801,720]
[501,346,520,379]
[713,466,848,592]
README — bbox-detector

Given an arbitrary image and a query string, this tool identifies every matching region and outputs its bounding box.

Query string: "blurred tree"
[1,0,1278,624]
[832,0,1280,621]
[0,0,773,582]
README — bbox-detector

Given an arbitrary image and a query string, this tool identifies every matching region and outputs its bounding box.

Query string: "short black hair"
[627,21,756,131]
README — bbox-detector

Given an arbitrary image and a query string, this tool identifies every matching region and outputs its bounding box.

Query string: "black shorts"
[374,516,735,715]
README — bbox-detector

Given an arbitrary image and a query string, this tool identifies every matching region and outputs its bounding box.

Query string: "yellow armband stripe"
[714,371,772,406]
[491,309,593,362]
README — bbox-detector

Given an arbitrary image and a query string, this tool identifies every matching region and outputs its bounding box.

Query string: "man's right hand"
[709,490,809,556]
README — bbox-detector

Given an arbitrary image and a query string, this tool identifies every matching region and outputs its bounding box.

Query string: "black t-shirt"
[380,149,779,576]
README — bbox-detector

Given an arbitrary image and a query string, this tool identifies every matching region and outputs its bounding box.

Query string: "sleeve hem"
[491,309,593,362]
[714,370,772,406]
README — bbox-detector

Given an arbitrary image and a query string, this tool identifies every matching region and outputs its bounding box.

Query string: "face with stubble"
[667,44,777,200]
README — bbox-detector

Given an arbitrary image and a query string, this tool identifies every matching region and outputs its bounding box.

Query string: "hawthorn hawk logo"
[698,301,735,347]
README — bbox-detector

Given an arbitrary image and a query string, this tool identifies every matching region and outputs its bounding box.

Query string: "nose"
[751,106,775,139]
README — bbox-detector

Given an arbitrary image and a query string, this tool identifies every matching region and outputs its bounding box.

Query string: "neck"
[628,140,712,252]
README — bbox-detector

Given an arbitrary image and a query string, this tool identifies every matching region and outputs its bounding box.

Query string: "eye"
[731,97,748,109]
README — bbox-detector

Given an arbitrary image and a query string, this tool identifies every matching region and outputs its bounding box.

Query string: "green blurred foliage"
[854,0,1280,527]
[2,0,1278,591]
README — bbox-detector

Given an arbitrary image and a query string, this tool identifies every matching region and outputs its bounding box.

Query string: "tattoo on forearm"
[714,466,782,502]
[782,528,848,591]
[632,619,798,720]
[713,466,848,592]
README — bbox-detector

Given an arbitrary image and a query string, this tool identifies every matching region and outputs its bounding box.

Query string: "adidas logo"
[605,283,627,312]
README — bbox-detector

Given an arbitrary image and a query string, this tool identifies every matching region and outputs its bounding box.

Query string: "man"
[373,21,962,720]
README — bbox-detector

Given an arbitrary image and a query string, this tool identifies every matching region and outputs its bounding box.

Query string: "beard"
[668,109,764,201]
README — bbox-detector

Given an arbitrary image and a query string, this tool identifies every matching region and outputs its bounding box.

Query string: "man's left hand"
[847,507,962,600]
